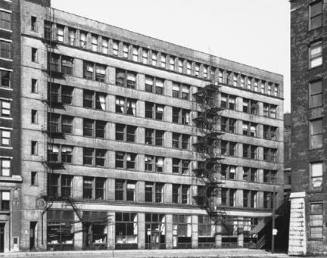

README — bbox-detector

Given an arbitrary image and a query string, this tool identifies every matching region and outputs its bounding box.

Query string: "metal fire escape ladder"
[192,77,227,224]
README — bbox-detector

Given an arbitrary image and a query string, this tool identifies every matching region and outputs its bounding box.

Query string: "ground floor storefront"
[42,209,262,251]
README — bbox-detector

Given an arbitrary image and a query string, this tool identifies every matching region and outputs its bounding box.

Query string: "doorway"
[0,224,5,252]
[30,222,37,250]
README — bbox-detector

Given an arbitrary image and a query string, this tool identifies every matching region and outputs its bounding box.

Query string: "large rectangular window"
[145,102,164,120]
[115,152,136,170]
[0,158,10,176]
[145,76,164,95]
[309,1,323,30]
[83,177,105,200]
[116,96,136,116]
[83,148,106,167]
[115,180,136,201]
[309,41,323,68]
[310,119,323,149]
[83,61,106,82]
[83,90,106,111]
[115,212,137,248]
[116,124,136,142]
[116,69,136,89]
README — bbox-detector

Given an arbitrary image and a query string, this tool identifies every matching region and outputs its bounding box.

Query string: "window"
[309,1,323,30]
[48,113,73,134]
[31,47,37,62]
[310,119,323,149]
[243,144,258,159]
[310,203,323,238]
[172,82,190,100]
[243,167,258,182]
[47,144,73,164]
[0,11,11,30]
[144,155,164,173]
[145,102,164,120]
[142,49,148,64]
[178,59,183,73]
[220,93,236,110]
[83,177,105,200]
[169,56,175,70]
[31,141,37,155]
[145,76,164,95]
[221,188,236,207]
[263,170,277,184]
[172,159,190,175]
[83,148,106,167]
[122,43,129,58]
[115,212,137,247]
[31,171,37,186]
[91,35,98,52]
[0,191,9,211]
[31,110,37,124]
[31,79,37,93]
[203,66,208,79]
[112,40,118,55]
[253,80,258,91]
[243,99,258,115]
[80,31,87,48]
[198,215,214,237]
[263,148,277,162]
[116,124,136,142]
[263,103,277,118]
[309,41,323,68]
[49,54,73,75]
[267,83,272,95]
[0,70,10,89]
[261,82,265,93]
[263,125,278,140]
[48,84,73,105]
[115,152,136,169]
[61,146,73,163]
[116,96,136,116]
[83,119,106,138]
[0,159,10,176]
[221,141,237,156]
[151,51,157,65]
[48,174,73,199]
[172,107,190,125]
[172,133,190,150]
[83,61,106,82]
[68,28,75,46]
[160,54,166,68]
[115,180,136,201]
[263,192,273,209]
[145,182,163,203]
[172,184,190,204]
[194,63,200,76]
[31,16,37,31]
[186,61,191,75]
[311,162,323,189]
[116,69,136,89]
[0,100,10,117]
[102,38,108,54]
[221,165,236,180]
[273,84,279,96]
[83,90,106,110]
[56,25,64,42]
[309,80,323,108]
[145,128,164,146]
[132,47,138,61]
[221,117,236,133]
[242,121,257,137]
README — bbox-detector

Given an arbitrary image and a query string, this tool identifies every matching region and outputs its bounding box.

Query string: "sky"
[52,0,291,113]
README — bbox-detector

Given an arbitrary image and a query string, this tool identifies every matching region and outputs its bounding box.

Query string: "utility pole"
[271,186,276,253]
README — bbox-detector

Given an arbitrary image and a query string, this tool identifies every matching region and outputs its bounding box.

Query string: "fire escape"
[192,82,226,228]
[40,8,83,226]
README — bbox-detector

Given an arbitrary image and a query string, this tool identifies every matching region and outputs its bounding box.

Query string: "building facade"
[289,0,327,255]
[1,0,284,252]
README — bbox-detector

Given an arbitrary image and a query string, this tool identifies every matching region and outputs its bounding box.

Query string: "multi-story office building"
[289,0,327,255]
[0,0,284,253]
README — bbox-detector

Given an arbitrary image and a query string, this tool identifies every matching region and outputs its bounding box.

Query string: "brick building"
[289,0,327,255]
[1,0,284,252]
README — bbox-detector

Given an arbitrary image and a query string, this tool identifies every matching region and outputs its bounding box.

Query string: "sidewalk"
[0,248,291,258]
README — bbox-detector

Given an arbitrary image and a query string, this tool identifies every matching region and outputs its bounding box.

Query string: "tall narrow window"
[309,80,323,108]
[311,162,323,189]
[309,41,323,68]
[31,16,37,32]
[310,119,323,149]
[309,1,323,30]
[0,11,11,30]
[102,38,108,54]
[80,32,87,48]
[91,35,98,52]
[56,25,64,42]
